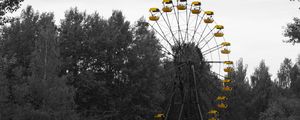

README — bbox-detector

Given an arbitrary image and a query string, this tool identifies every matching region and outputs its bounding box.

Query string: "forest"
[0,1,300,120]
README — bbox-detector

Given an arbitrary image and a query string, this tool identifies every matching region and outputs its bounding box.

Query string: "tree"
[58,11,100,119]
[26,12,78,120]
[277,58,293,89]
[225,59,251,120]
[248,60,273,120]
[284,18,300,44]
[58,8,164,120]
[0,6,78,120]
[120,18,164,119]
[290,55,300,97]
[0,55,19,120]
[0,0,23,13]
[1,6,39,73]
[0,6,39,120]
[59,7,87,79]
[0,0,24,24]
[259,97,300,120]
[251,60,272,89]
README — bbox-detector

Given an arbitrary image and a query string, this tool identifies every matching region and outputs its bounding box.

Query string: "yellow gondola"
[214,32,224,37]
[192,1,201,6]
[223,86,233,91]
[163,0,173,4]
[224,67,234,72]
[221,79,232,83]
[224,61,233,65]
[191,9,201,14]
[149,16,160,21]
[216,96,227,101]
[149,8,160,12]
[215,25,224,30]
[154,113,165,119]
[177,4,187,10]
[221,42,231,46]
[208,110,219,115]
[204,18,214,23]
[221,49,231,54]
[205,11,214,15]
[217,103,228,109]
[162,6,172,12]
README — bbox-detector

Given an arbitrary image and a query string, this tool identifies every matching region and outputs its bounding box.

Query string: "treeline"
[226,59,300,120]
[0,6,299,120]
[0,6,164,120]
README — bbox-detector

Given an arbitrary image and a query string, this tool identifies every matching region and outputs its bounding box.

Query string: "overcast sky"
[11,0,300,79]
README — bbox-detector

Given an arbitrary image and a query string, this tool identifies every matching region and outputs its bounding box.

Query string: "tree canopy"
[0,0,24,24]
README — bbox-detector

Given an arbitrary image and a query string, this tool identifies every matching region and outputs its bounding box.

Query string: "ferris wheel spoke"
[200,35,215,50]
[165,12,180,44]
[172,3,184,43]
[183,5,192,43]
[155,21,170,41]
[211,71,226,78]
[198,24,208,41]
[196,26,215,46]
[202,44,222,53]
[205,61,225,64]
[149,24,173,48]
[202,47,222,56]
[160,12,180,44]
[161,49,174,59]
[158,42,175,57]
[202,47,221,56]
[190,14,205,42]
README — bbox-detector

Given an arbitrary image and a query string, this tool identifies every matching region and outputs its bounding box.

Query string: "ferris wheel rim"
[147,0,234,119]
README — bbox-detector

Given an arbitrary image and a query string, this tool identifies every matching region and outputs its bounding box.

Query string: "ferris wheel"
[147,0,234,120]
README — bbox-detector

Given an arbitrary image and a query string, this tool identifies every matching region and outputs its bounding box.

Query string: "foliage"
[0,0,23,13]
[259,97,300,120]
[247,60,273,120]
[284,18,300,44]
[225,59,251,120]
[277,58,293,88]
[0,6,77,120]
[0,0,24,24]
[290,56,300,97]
